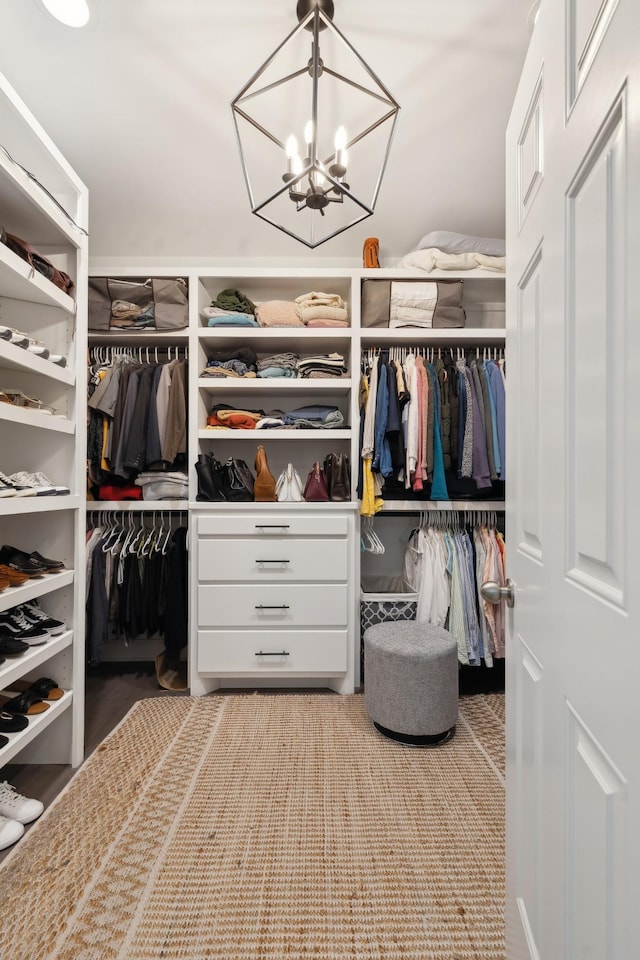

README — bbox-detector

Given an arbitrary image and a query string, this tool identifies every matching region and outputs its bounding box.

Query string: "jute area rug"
[0,692,505,960]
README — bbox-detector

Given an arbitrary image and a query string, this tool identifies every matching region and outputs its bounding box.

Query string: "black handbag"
[195,453,228,501]
[323,452,351,501]
[224,458,255,502]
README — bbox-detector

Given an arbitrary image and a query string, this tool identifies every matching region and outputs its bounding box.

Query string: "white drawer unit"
[198,538,349,582]
[192,506,357,695]
[198,630,348,674]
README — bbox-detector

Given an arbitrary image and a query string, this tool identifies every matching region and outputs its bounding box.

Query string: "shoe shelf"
[0,496,80,518]
[0,403,75,433]
[0,570,74,615]
[0,689,73,767]
[0,630,72,696]
[0,69,87,771]
[0,243,76,311]
[0,338,75,385]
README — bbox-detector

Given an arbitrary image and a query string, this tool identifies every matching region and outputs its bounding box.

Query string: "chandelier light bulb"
[334,126,347,151]
[286,135,298,158]
[304,121,314,147]
[41,0,90,27]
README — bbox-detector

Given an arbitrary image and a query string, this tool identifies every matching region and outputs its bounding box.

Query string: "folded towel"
[294,291,346,309]
[305,318,349,327]
[297,305,349,324]
[255,300,303,328]
[207,313,259,327]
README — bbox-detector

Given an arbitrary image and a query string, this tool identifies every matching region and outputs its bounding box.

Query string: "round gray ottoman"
[364,621,458,745]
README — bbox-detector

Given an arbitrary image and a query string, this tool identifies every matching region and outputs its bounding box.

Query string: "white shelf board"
[0,148,84,245]
[197,327,351,341]
[0,570,74,615]
[190,500,359,511]
[88,330,189,347]
[378,500,506,512]
[86,500,188,512]
[0,689,73,766]
[0,495,80,517]
[198,377,352,395]
[0,243,76,310]
[0,630,73,692]
[360,328,505,344]
[0,339,75,385]
[0,403,75,433]
[199,429,351,441]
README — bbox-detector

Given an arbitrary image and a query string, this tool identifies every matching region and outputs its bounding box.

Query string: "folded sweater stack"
[257,352,300,378]
[297,353,347,378]
[294,291,349,327]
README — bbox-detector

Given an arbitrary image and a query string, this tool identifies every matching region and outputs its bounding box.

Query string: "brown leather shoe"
[0,564,29,586]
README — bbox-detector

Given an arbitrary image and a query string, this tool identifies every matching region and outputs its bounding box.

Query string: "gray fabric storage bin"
[361,278,466,328]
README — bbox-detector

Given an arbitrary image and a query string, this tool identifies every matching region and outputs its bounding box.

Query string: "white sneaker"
[0,470,37,497]
[48,354,67,367]
[7,471,69,495]
[0,781,44,824]
[0,326,28,348]
[0,814,24,850]
[27,339,50,359]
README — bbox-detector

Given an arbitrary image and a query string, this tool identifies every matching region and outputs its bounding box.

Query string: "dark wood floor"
[0,663,186,863]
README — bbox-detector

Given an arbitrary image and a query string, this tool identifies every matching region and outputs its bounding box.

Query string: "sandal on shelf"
[0,710,29,733]
[0,389,56,415]
[8,678,63,701]
[0,692,50,716]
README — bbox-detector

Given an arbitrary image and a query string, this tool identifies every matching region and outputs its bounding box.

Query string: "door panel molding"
[565,88,626,608]
[517,243,544,563]
[517,68,544,233]
[565,700,628,959]
[566,0,620,114]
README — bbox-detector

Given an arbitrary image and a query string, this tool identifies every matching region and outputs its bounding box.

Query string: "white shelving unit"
[85,262,505,693]
[0,69,88,768]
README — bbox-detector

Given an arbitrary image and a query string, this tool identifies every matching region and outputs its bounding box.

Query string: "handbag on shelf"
[276,463,304,502]
[323,452,351,501]
[224,458,255,502]
[195,453,227,502]
[254,444,277,501]
[303,461,329,502]
[1,228,74,296]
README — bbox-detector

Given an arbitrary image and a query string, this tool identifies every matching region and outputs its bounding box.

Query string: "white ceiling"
[0,0,533,265]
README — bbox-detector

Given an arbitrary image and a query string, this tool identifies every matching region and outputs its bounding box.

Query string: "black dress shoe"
[0,735,8,749]
[29,550,65,570]
[0,545,48,576]
[0,634,29,656]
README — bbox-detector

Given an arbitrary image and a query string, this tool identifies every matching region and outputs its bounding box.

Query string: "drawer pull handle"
[255,650,290,656]
[256,559,290,564]
[255,604,290,610]
[255,524,290,529]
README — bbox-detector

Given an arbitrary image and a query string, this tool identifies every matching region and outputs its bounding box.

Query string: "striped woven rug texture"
[0,692,505,960]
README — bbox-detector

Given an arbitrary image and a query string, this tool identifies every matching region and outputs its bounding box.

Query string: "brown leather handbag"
[254,444,277,501]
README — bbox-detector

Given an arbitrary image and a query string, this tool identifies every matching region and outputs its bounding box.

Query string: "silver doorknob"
[480,578,515,608]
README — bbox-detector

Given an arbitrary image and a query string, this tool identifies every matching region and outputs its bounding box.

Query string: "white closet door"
[506,1,640,957]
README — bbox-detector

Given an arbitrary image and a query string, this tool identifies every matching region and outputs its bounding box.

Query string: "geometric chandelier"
[231,0,400,248]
